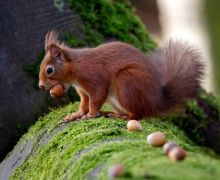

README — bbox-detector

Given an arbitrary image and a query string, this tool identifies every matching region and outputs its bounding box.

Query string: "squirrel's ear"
[49,44,63,59]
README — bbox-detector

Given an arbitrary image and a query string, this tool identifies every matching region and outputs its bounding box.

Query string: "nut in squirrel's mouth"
[49,83,71,98]
[50,83,70,93]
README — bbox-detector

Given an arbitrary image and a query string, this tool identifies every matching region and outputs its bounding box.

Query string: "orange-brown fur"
[39,31,204,122]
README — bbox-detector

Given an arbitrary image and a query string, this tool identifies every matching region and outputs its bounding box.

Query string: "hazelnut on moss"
[108,164,125,178]
[168,147,187,162]
[147,132,166,147]
[127,120,142,132]
[163,142,179,154]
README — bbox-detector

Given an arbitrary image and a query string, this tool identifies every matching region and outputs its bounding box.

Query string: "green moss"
[167,91,220,153]
[9,102,220,180]
[67,0,155,52]
[99,145,220,180]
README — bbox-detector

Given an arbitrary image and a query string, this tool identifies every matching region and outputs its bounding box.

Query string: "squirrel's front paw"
[63,112,84,123]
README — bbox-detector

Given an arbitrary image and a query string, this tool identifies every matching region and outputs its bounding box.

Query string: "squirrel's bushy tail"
[150,40,205,111]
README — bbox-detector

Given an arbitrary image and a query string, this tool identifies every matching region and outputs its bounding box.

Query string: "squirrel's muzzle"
[38,81,45,90]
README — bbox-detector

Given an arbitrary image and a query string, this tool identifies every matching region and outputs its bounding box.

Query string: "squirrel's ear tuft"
[45,31,60,52]
[45,31,70,61]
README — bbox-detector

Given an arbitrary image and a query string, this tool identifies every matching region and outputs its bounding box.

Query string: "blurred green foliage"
[67,0,155,52]
[205,0,220,93]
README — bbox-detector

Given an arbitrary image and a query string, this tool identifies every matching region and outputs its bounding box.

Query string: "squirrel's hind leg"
[114,68,157,120]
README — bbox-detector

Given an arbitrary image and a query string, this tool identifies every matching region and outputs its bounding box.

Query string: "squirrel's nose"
[38,81,45,90]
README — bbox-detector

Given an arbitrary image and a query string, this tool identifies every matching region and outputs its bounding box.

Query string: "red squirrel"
[39,31,204,122]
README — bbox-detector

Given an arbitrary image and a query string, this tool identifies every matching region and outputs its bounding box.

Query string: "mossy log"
[1,103,220,179]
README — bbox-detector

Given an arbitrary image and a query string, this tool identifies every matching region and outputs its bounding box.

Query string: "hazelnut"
[168,147,187,162]
[127,120,142,132]
[163,142,179,154]
[50,84,64,98]
[108,164,124,178]
[147,132,166,147]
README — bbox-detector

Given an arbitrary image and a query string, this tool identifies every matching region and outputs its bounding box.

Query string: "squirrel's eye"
[46,66,54,75]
